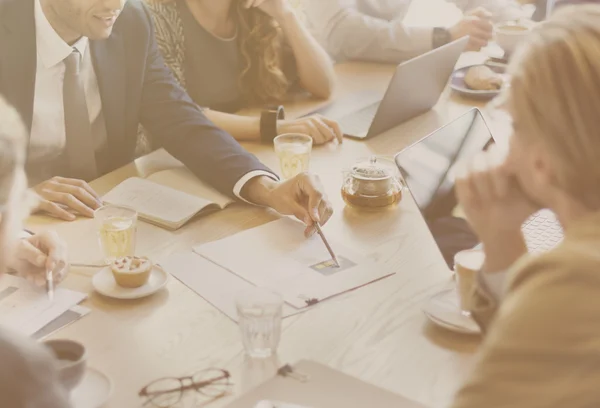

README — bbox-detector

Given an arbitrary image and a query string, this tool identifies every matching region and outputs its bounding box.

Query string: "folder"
[224,360,427,408]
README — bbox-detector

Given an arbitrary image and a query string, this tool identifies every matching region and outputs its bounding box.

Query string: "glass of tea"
[273,133,312,179]
[95,205,137,263]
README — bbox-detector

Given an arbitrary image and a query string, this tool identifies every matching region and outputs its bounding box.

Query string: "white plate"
[423,289,481,335]
[92,265,169,300]
[71,367,113,408]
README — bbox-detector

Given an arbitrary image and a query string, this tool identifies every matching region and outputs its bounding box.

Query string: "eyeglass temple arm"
[139,374,230,397]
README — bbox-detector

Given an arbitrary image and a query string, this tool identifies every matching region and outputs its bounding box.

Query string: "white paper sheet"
[160,251,302,322]
[0,275,87,336]
[193,219,395,309]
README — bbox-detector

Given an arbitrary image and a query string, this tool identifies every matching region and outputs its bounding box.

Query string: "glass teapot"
[341,156,403,209]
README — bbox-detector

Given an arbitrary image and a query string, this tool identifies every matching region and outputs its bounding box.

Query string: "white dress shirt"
[31,0,274,199]
[304,0,528,63]
[30,0,104,172]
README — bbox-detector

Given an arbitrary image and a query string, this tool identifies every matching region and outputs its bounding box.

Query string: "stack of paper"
[0,274,88,337]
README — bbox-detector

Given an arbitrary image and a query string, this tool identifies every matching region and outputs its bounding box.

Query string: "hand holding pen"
[10,231,69,296]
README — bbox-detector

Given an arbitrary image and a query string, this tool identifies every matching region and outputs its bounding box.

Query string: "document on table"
[160,251,304,322]
[0,275,87,336]
[193,218,395,309]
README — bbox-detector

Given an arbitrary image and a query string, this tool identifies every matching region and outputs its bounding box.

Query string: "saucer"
[71,367,113,408]
[92,265,169,300]
[423,289,481,335]
[450,64,508,101]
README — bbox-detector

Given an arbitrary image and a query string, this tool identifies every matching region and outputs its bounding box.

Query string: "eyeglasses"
[139,368,231,407]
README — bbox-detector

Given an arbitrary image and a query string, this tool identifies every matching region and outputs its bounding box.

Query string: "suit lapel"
[0,0,37,137]
[90,32,126,154]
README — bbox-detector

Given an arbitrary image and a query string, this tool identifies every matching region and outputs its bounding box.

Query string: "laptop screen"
[394,109,494,220]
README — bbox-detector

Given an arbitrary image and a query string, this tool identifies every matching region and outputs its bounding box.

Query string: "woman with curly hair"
[144,0,342,145]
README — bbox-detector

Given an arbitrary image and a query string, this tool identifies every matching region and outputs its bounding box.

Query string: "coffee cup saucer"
[423,289,481,335]
[92,265,169,300]
[71,367,113,408]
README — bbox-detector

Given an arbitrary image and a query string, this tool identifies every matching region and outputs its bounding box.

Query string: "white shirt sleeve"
[450,0,530,22]
[233,171,279,205]
[304,0,433,63]
[478,268,509,301]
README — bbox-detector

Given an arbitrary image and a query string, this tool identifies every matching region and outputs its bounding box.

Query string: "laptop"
[336,37,468,139]
[394,108,563,265]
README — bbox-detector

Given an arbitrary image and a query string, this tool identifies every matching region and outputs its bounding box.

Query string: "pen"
[314,223,340,268]
[46,268,54,303]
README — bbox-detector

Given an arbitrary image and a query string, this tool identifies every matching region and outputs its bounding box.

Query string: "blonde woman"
[449,5,600,406]
[145,0,342,145]
[0,97,71,407]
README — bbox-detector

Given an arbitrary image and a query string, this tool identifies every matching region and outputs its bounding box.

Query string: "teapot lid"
[351,156,394,181]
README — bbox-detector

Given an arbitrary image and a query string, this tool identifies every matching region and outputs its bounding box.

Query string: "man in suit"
[0,0,332,233]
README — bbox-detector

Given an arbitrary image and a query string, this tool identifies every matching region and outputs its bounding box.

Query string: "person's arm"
[452,0,529,22]
[304,0,433,63]
[275,8,335,99]
[452,257,600,407]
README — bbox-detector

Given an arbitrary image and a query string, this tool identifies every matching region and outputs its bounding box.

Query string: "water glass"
[273,133,312,179]
[236,288,283,358]
[95,205,137,264]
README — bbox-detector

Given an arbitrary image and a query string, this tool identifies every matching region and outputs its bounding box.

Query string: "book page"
[103,178,211,227]
[147,167,233,209]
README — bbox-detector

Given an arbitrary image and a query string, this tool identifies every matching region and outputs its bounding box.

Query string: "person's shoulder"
[510,238,600,294]
[0,328,56,374]
[113,0,154,31]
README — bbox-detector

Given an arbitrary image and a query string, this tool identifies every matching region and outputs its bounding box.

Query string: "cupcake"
[111,256,152,288]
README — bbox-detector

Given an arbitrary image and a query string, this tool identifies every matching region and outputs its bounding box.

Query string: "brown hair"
[235,1,290,104]
[508,5,600,207]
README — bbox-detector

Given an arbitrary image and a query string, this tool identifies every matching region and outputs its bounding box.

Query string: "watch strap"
[260,105,285,144]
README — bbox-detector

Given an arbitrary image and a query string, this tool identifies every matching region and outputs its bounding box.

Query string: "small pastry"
[111,256,152,288]
[464,65,504,91]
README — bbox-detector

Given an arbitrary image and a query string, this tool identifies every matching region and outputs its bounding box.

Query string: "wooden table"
[27,53,509,408]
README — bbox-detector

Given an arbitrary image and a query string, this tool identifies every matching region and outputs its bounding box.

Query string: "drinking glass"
[95,205,137,264]
[236,287,283,358]
[273,134,312,179]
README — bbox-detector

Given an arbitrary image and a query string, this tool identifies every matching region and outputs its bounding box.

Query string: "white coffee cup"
[43,339,87,391]
[495,22,533,56]
[454,249,485,316]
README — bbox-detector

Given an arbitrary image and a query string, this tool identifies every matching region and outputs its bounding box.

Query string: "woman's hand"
[455,147,539,271]
[278,115,343,145]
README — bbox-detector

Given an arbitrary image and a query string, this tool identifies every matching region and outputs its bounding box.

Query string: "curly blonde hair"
[235,1,290,104]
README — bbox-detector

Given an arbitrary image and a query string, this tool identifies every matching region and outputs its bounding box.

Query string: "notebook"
[225,360,426,408]
[102,167,234,230]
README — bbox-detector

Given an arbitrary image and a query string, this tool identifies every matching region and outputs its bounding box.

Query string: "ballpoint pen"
[46,268,54,302]
[314,223,340,268]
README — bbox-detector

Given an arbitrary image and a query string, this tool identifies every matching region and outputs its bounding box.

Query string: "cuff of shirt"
[407,26,435,55]
[233,170,279,204]
[478,268,508,302]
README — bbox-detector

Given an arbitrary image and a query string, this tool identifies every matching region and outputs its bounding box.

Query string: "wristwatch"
[432,27,453,49]
[260,105,285,144]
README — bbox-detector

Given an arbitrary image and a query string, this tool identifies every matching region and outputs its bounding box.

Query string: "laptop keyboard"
[339,102,380,136]
[522,210,564,253]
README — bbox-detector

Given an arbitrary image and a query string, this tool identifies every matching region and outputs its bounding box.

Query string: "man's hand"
[10,231,69,287]
[241,173,334,237]
[449,10,493,52]
[278,115,343,145]
[33,177,103,221]
[455,147,539,272]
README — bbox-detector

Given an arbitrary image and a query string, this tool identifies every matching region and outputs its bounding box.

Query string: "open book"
[102,167,234,230]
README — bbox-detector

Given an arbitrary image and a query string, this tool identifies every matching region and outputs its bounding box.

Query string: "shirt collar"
[34,0,89,69]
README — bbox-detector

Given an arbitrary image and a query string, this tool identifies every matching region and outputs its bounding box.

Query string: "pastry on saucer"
[111,256,152,288]
[464,65,504,91]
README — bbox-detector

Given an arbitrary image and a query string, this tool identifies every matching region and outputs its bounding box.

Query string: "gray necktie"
[63,49,98,181]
